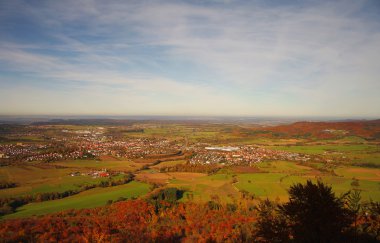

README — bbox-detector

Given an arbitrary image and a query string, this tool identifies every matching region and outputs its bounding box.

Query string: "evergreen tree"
[278,180,352,243]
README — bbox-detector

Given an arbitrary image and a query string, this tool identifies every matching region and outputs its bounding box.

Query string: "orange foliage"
[0,200,257,242]
[256,120,380,139]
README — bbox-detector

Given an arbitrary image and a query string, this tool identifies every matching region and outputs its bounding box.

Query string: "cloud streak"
[0,0,379,116]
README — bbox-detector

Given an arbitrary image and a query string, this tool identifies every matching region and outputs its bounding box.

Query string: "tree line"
[0,181,17,189]
[159,163,220,174]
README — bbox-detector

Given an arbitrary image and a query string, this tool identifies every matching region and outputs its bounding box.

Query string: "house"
[98,172,109,177]
[70,171,81,176]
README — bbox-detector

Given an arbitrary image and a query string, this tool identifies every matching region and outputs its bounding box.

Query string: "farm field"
[173,173,239,203]
[0,165,103,198]
[3,181,150,219]
[236,172,380,202]
[150,160,187,169]
[137,160,380,202]
[165,165,380,202]
[268,144,379,155]
[1,120,380,221]
[159,160,380,202]
[235,161,380,201]
[136,171,207,184]
[0,160,145,199]
[2,158,379,220]
[53,159,146,171]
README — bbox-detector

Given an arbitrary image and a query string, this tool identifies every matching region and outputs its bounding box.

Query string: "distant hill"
[9,117,380,139]
[31,119,137,126]
[259,119,380,139]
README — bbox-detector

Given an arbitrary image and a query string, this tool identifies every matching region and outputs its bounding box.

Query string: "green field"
[0,165,97,197]
[235,173,298,200]
[53,159,145,171]
[163,173,238,202]
[0,162,137,198]
[150,160,187,170]
[2,181,150,219]
[164,161,380,202]
[256,160,314,173]
[236,161,380,202]
[269,144,379,155]
[235,172,380,202]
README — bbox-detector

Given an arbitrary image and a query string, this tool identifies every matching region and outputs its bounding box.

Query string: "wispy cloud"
[0,0,379,116]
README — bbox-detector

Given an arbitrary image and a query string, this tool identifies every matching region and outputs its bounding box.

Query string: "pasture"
[136,171,206,184]
[3,181,150,219]
[0,161,137,198]
[268,144,379,155]
[47,158,380,205]
[150,160,187,169]
[235,172,380,202]
[145,160,380,202]
[53,159,146,171]
[0,165,94,197]
[235,161,380,202]
[169,173,239,203]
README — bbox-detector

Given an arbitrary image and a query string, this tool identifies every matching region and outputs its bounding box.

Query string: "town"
[1,125,315,167]
[189,145,311,165]
[0,127,182,164]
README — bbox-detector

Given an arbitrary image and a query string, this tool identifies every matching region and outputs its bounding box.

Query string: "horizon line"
[0,114,379,120]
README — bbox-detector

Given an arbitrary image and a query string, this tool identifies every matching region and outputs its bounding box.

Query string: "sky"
[0,0,379,117]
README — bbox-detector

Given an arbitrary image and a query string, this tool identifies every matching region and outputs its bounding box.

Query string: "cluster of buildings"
[70,168,113,178]
[0,127,182,163]
[76,138,181,159]
[25,151,84,162]
[323,129,348,135]
[1,126,315,167]
[0,143,87,162]
[190,145,311,166]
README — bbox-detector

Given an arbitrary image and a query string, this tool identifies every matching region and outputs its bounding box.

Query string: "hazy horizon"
[0,114,379,122]
[1,0,380,117]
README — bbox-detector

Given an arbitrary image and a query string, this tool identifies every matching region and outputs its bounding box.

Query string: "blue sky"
[0,0,379,117]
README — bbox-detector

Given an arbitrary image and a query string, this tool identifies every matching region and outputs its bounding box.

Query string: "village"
[0,127,182,164]
[189,145,311,166]
[0,126,318,168]
[69,168,127,178]
[1,136,312,166]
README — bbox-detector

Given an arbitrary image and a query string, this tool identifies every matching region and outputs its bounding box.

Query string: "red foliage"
[256,120,380,139]
[0,200,257,242]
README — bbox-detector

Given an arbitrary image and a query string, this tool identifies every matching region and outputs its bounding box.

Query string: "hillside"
[257,120,380,139]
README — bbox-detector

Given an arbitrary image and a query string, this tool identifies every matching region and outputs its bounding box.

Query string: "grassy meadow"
[0,165,104,198]
[3,181,150,219]
[53,159,146,171]
[0,158,145,198]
